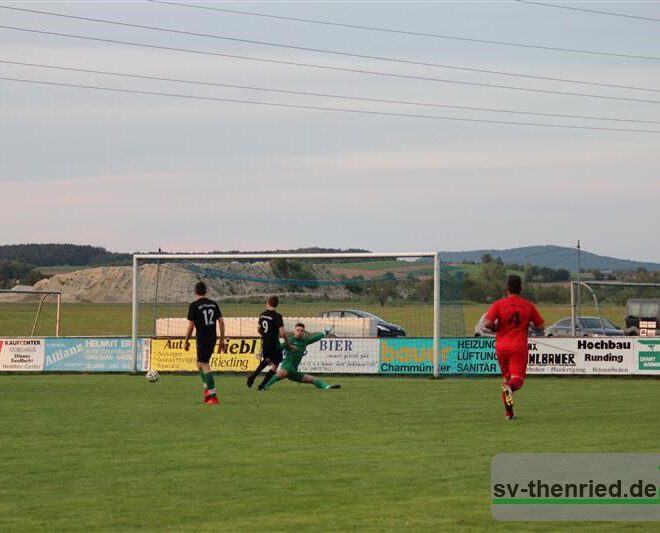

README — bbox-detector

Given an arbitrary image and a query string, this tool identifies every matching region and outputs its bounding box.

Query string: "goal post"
[131,252,446,376]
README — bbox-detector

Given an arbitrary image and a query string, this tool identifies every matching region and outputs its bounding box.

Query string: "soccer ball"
[145,370,160,383]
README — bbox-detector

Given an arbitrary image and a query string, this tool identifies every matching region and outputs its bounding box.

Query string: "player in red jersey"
[483,275,544,420]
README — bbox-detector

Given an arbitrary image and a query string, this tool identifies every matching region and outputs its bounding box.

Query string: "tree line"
[0,260,44,289]
[0,244,132,267]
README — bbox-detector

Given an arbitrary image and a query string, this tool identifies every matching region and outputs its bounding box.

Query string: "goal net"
[131,252,463,375]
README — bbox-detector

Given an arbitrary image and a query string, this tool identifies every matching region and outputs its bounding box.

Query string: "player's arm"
[280,333,296,355]
[218,317,226,352]
[184,320,195,351]
[278,337,287,352]
[279,326,293,349]
[304,327,333,346]
[530,306,545,332]
[482,303,498,332]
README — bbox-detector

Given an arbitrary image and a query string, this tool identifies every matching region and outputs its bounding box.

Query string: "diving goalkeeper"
[262,322,341,391]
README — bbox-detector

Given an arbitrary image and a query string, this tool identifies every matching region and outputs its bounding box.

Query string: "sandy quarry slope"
[33,262,352,303]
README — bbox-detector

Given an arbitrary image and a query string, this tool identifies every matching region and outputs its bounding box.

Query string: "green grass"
[0,302,626,337]
[0,302,436,337]
[0,375,657,531]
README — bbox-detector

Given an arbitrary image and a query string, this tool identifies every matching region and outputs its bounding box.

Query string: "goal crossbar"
[133,252,435,260]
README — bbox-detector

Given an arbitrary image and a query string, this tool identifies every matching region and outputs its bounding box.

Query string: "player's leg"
[496,351,515,419]
[496,350,511,383]
[508,352,528,392]
[197,365,208,396]
[197,360,218,403]
[300,373,341,390]
[262,365,289,390]
[257,346,282,390]
[247,355,270,388]
[257,363,277,390]
[195,342,209,400]
[197,340,218,404]
[502,352,528,419]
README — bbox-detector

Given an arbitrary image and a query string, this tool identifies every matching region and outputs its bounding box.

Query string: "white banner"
[300,338,379,374]
[528,337,635,375]
[0,338,45,371]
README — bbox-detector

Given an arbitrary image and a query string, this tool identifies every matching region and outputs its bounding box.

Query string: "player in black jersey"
[184,281,225,404]
[246,295,291,390]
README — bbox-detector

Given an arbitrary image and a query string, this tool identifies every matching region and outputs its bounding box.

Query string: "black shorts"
[196,337,217,363]
[262,343,283,365]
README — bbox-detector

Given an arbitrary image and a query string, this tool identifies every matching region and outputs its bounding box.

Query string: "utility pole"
[576,240,581,335]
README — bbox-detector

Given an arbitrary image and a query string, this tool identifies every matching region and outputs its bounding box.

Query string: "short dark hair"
[294,322,305,329]
[267,295,279,307]
[507,275,522,294]
[194,281,207,295]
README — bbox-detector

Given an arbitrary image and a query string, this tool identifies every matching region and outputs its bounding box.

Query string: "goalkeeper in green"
[263,322,341,391]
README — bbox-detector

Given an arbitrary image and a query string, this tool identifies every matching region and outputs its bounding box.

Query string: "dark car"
[317,310,406,337]
[545,316,623,337]
[473,313,544,338]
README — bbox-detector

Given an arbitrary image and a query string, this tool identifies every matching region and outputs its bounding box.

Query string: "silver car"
[545,316,623,337]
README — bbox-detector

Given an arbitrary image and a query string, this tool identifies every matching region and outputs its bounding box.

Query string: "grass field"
[1,375,657,531]
[0,301,627,338]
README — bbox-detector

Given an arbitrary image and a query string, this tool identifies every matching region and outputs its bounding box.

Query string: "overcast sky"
[1,1,659,261]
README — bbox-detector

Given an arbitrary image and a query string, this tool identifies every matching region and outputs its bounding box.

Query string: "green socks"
[204,372,216,397]
[263,375,332,390]
[264,374,282,389]
[312,378,329,389]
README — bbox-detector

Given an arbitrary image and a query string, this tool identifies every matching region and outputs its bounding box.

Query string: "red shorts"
[496,350,528,381]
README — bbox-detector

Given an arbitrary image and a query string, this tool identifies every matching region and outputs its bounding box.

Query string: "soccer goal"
[0,289,62,336]
[570,280,660,336]
[131,252,461,377]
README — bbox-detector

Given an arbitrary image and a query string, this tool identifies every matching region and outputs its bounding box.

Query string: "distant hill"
[2,243,658,272]
[441,245,660,272]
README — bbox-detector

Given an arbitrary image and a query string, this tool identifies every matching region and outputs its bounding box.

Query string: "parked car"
[317,310,406,337]
[624,299,660,336]
[545,316,623,337]
[473,313,544,337]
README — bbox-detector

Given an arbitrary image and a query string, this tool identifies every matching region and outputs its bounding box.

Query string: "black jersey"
[187,298,222,340]
[258,309,284,348]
